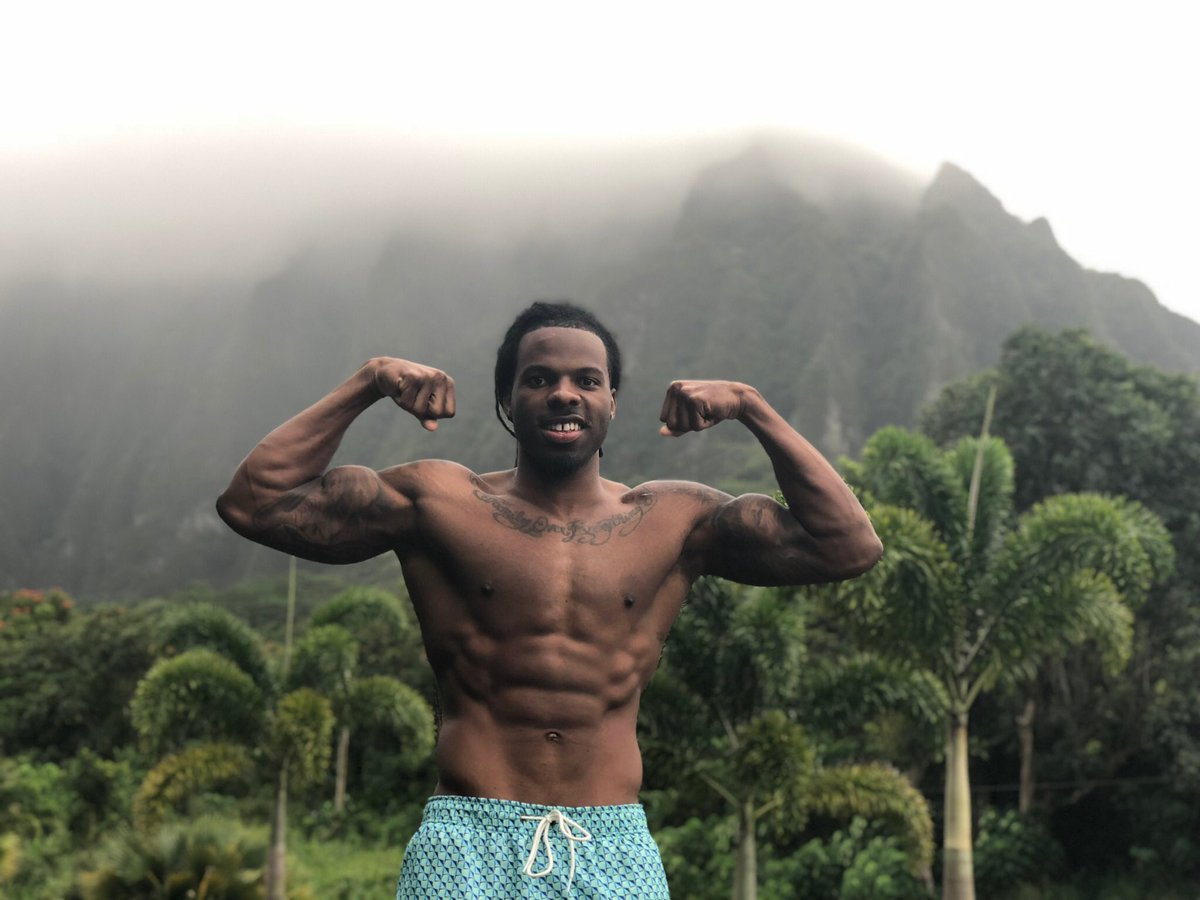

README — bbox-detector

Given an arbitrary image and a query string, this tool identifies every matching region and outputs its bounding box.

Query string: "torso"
[390,462,718,806]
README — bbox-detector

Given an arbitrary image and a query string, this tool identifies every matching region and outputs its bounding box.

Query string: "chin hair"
[530,449,594,476]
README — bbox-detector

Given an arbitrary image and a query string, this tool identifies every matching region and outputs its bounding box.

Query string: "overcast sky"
[4,0,1197,325]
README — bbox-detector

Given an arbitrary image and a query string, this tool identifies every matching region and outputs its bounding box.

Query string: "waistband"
[421,795,648,835]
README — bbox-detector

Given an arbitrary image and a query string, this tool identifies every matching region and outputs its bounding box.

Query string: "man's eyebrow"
[518,364,605,376]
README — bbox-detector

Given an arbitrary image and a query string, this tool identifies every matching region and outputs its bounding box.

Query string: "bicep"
[247,464,415,564]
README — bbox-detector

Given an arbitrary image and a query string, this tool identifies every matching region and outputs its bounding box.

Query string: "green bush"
[974,808,1065,896]
[77,817,266,899]
[654,816,735,900]
[0,756,77,893]
[772,817,927,900]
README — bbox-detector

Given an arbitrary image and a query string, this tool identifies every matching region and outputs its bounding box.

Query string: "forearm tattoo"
[472,489,656,544]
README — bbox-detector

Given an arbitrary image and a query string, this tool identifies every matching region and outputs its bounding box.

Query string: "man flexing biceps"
[217,301,881,898]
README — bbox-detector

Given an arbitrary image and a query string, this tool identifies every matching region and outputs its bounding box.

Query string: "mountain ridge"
[2,135,1196,597]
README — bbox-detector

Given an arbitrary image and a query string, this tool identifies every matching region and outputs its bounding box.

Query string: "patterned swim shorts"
[395,795,671,898]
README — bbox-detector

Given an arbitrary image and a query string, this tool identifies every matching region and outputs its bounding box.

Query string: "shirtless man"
[216,301,881,898]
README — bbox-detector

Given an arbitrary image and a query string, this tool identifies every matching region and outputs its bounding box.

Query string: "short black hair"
[494,301,622,438]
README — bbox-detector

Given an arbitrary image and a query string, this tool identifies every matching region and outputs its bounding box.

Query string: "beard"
[520,442,599,476]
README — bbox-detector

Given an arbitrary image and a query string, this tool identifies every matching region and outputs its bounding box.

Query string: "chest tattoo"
[472,490,656,544]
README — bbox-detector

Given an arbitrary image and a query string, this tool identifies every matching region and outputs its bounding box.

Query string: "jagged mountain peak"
[3,138,1198,597]
[922,162,1008,220]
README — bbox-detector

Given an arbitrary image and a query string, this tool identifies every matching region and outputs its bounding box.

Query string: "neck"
[512,453,605,509]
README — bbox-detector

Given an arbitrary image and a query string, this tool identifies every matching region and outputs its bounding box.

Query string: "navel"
[545,731,562,743]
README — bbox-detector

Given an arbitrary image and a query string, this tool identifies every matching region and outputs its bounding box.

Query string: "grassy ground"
[289,835,402,900]
[998,876,1198,900]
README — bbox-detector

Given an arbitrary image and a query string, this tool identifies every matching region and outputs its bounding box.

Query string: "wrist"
[359,358,390,400]
[735,384,767,422]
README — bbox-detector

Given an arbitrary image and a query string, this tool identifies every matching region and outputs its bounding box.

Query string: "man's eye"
[526,376,546,387]
[579,377,600,388]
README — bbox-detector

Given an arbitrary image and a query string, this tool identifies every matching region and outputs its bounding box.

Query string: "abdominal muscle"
[428,630,656,807]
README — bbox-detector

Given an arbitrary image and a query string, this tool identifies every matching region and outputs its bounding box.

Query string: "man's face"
[507,326,617,476]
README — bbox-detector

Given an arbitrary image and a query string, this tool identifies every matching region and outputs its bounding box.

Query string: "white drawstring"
[520,809,593,891]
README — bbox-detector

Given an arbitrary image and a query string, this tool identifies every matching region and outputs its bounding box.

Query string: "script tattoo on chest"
[472,490,657,544]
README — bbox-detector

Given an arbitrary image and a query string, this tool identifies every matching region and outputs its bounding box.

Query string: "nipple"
[624,593,635,608]
[481,583,495,597]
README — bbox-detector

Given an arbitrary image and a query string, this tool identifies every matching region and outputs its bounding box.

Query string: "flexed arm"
[216,358,456,563]
[661,380,882,586]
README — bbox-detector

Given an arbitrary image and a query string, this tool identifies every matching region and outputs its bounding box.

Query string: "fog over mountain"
[2,131,1197,598]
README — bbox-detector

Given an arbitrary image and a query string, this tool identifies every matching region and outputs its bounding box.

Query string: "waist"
[434,716,644,805]
[420,795,648,835]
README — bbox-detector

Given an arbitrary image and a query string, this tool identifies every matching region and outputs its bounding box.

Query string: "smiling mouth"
[540,419,587,443]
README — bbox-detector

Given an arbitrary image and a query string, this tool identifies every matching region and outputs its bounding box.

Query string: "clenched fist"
[659,380,759,436]
[371,358,456,431]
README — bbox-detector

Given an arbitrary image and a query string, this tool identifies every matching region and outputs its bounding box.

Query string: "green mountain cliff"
[2,137,1196,597]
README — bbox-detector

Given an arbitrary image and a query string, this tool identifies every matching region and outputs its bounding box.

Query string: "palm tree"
[641,579,935,900]
[827,426,1174,900]
[130,608,334,900]
[78,816,267,900]
[287,590,433,815]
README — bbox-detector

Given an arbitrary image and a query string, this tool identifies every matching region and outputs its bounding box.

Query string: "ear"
[609,389,617,419]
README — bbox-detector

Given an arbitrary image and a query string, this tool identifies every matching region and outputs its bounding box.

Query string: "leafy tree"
[641,579,934,900]
[129,613,334,900]
[290,590,433,815]
[921,327,1200,847]
[158,603,276,694]
[77,816,267,900]
[0,756,77,896]
[921,327,1200,538]
[825,426,1173,899]
[972,808,1064,897]
[0,588,74,638]
[264,689,333,900]
[0,597,159,760]
[131,649,265,758]
[308,586,422,679]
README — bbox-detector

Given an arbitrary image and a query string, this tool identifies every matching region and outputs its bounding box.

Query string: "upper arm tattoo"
[705,493,815,585]
[252,467,403,563]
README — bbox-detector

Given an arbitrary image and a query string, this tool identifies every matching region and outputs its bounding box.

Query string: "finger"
[659,423,686,437]
[660,381,685,424]
[396,377,425,411]
[661,396,691,436]
[429,376,456,420]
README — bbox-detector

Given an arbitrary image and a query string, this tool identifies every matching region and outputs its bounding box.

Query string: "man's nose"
[548,378,580,406]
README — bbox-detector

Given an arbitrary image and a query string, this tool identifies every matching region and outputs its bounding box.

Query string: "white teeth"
[548,423,582,432]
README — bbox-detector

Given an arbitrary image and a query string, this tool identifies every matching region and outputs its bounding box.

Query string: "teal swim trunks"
[396,795,671,898]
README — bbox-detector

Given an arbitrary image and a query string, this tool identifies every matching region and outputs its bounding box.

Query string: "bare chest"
[407,487,693,638]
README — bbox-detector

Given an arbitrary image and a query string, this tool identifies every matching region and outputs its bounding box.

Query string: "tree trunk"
[732,801,757,900]
[942,715,976,900]
[266,765,288,900]
[334,725,351,812]
[1016,696,1036,814]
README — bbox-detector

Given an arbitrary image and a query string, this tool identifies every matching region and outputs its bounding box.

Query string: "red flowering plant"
[0,588,75,638]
